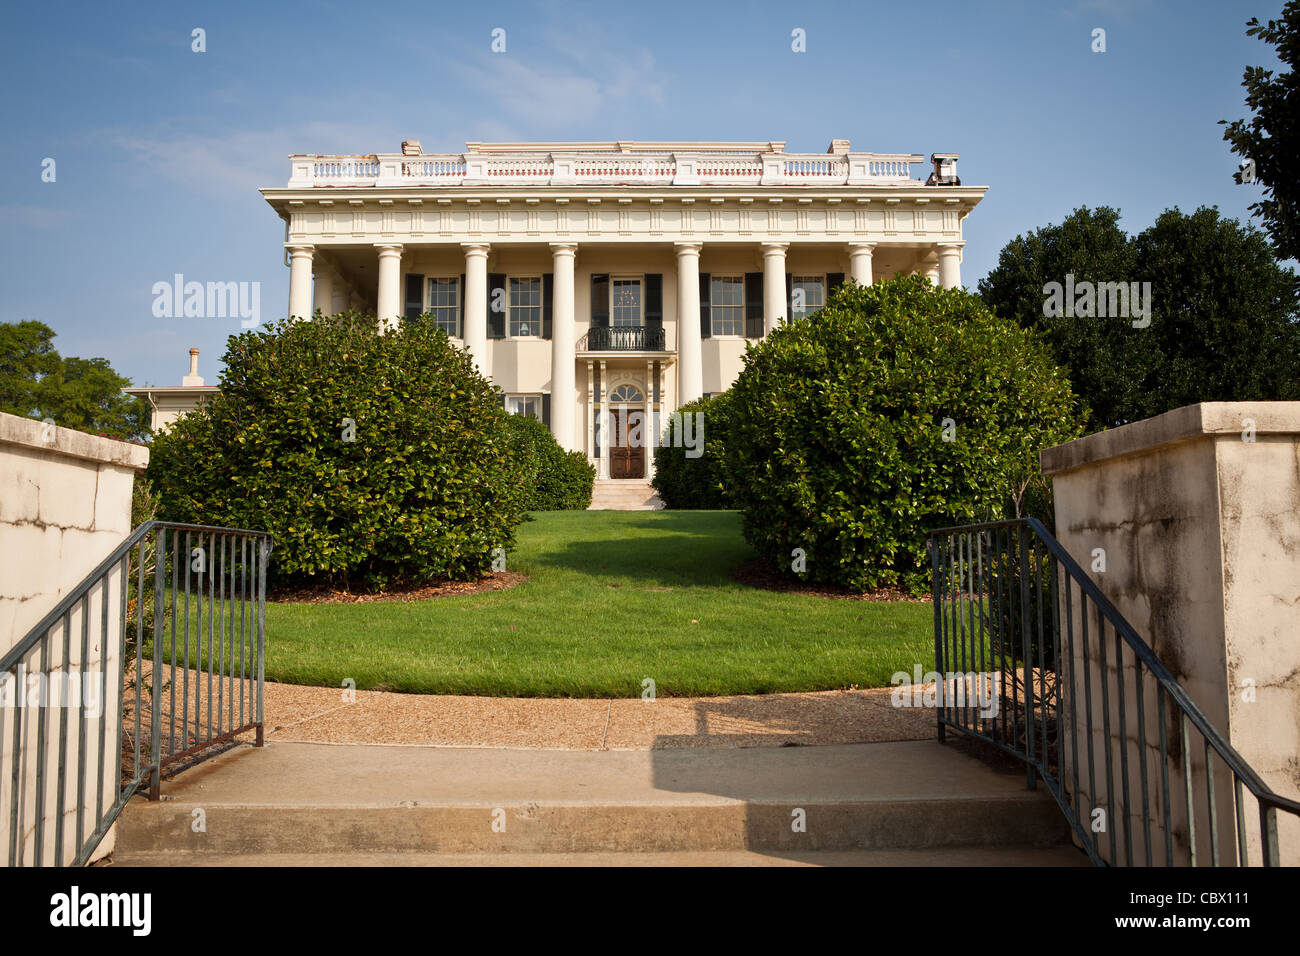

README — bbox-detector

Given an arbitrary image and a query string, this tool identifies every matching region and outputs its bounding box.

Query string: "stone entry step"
[588,480,664,511]
[112,741,1078,862]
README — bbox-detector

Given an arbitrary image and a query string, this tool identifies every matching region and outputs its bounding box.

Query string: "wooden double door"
[608,407,646,479]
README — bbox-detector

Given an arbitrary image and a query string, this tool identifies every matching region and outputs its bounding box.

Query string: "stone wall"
[0,412,149,865]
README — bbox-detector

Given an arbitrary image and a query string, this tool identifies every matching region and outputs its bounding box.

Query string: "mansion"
[260,139,986,486]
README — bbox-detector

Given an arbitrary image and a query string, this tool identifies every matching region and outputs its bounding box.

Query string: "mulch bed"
[730,559,930,602]
[268,571,527,605]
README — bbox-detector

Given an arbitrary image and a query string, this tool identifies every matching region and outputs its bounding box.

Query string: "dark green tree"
[1221,1,1300,262]
[0,320,61,418]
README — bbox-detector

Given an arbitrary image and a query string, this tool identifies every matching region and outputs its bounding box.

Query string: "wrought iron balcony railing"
[577,326,667,352]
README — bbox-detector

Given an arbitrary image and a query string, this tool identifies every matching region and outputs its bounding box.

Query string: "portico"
[261,139,986,478]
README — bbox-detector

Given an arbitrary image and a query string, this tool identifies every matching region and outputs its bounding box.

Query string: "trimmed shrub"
[724,275,1084,594]
[651,393,734,509]
[505,413,595,511]
[147,311,525,590]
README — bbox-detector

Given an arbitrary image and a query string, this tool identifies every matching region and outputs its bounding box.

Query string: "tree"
[0,321,60,418]
[0,320,149,440]
[147,311,526,590]
[1221,1,1300,262]
[980,206,1300,430]
[724,275,1083,594]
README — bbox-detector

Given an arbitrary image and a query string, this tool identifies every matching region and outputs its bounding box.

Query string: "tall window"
[426,277,460,336]
[506,395,541,420]
[710,275,744,336]
[510,277,541,336]
[791,275,825,319]
[611,277,643,327]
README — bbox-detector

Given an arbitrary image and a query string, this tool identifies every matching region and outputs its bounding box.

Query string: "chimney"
[827,139,851,155]
[401,140,423,156]
[182,348,204,387]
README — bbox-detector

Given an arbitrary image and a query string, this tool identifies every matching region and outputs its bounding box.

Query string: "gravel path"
[260,681,934,750]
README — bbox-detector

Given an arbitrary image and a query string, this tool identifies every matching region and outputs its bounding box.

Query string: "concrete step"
[588,482,663,511]
[113,741,1072,859]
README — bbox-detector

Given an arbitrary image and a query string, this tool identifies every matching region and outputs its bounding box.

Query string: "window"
[506,395,542,420]
[611,277,642,327]
[791,275,826,319]
[510,277,541,337]
[426,277,460,336]
[710,275,744,336]
[608,384,644,404]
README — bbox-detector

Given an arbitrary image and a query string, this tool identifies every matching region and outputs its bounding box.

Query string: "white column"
[331,280,350,316]
[550,243,578,451]
[646,359,656,481]
[313,265,335,317]
[462,243,490,374]
[847,242,876,286]
[938,243,963,290]
[921,251,940,286]
[287,244,314,320]
[675,242,704,405]
[375,244,404,332]
[586,360,595,466]
[599,359,609,479]
[762,242,788,332]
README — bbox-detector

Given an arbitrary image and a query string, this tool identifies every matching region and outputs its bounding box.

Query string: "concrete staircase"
[588,479,664,511]
[110,741,1085,866]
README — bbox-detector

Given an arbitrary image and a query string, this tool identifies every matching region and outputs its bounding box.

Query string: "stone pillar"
[938,242,963,290]
[313,265,335,318]
[462,244,490,374]
[762,242,788,333]
[330,281,350,316]
[375,244,404,332]
[1042,402,1300,866]
[598,359,610,479]
[921,252,940,286]
[847,242,876,286]
[675,243,703,405]
[550,243,578,451]
[287,244,314,320]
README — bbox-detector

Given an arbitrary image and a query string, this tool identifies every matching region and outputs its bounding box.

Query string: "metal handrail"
[928,517,1300,866]
[2,520,272,867]
[577,326,667,352]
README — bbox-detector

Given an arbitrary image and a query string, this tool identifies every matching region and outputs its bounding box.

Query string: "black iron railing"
[928,517,1300,866]
[1,521,272,867]
[577,326,666,352]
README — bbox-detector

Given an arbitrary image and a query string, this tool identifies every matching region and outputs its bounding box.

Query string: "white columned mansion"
[260,139,986,483]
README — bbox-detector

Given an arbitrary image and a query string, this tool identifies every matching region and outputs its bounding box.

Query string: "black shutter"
[542,273,554,340]
[744,273,764,338]
[404,273,424,320]
[591,274,609,328]
[785,273,793,324]
[644,270,665,343]
[499,393,507,409]
[488,273,507,339]
[828,273,845,297]
[458,274,466,338]
[542,394,551,427]
[699,272,711,339]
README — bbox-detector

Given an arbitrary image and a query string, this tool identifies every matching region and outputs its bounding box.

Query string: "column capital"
[674,241,703,257]
[549,242,579,257]
[286,243,315,256]
[846,241,878,252]
[760,241,790,253]
[461,242,491,256]
[936,241,965,252]
[374,243,404,257]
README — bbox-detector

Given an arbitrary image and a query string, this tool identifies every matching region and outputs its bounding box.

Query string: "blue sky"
[0,0,1288,387]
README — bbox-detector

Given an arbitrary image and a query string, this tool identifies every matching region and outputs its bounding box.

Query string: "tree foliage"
[651,393,734,509]
[1221,1,1300,262]
[504,413,595,511]
[980,206,1300,431]
[724,275,1083,594]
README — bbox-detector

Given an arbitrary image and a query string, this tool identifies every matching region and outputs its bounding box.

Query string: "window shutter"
[785,273,793,324]
[828,273,845,297]
[488,273,507,338]
[644,274,663,335]
[590,274,609,328]
[404,273,424,320]
[542,273,554,340]
[542,394,551,427]
[458,274,466,338]
[699,272,711,339]
[499,393,507,409]
[744,273,763,338]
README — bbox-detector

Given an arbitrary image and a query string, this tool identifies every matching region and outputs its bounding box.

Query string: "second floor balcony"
[577,326,667,353]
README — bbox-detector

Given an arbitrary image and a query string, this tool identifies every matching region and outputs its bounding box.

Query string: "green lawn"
[265,510,935,697]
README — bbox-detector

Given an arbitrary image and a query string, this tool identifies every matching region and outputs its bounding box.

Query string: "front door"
[608,407,646,479]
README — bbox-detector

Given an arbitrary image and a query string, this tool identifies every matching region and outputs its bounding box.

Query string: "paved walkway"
[259,683,934,750]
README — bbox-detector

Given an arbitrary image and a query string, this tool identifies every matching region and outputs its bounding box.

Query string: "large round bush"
[651,393,734,509]
[725,275,1084,594]
[505,413,595,511]
[147,312,525,589]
